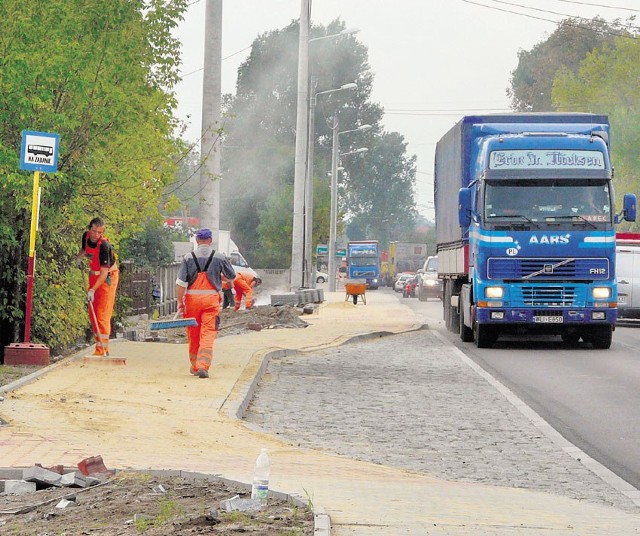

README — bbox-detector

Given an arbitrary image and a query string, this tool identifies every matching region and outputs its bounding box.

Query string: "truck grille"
[488,258,609,280]
[515,286,577,307]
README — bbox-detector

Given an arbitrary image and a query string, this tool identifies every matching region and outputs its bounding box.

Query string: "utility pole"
[328,114,339,292]
[290,0,310,290]
[304,75,318,289]
[199,0,222,236]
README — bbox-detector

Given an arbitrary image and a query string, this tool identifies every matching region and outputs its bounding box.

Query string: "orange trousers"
[88,269,119,356]
[233,278,253,310]
[184,273,220,373]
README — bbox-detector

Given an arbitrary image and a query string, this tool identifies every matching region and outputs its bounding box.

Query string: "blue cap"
[195,228,212,240]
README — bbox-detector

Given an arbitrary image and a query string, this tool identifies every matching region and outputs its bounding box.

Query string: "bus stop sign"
[20,130,60,173]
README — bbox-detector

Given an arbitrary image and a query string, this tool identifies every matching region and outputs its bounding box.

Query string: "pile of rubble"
[131,304,312,343]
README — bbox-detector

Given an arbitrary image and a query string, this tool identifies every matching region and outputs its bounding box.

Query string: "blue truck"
[435,113,636,349]
[347,240,380,289]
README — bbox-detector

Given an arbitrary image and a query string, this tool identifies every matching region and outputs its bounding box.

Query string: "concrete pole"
[199,0,222,236]
[328,114,339,292]
[290,0,310,290]
[304,76,317,289]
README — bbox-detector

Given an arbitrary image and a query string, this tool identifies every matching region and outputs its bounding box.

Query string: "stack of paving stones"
[0,465,101,496]
[270,289,325,307]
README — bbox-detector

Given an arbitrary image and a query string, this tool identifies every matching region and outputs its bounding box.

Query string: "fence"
[119,261,181,318]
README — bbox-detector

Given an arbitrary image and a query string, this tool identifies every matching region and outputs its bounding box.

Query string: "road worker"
[233,272,262,310]
[76,217,119,356]
[176,228,235,378]
[221,272,235,309]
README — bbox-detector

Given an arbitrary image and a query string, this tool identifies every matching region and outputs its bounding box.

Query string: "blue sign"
[20,130,60,173]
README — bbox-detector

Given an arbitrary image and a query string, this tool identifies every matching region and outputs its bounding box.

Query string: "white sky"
[174,0,638,220]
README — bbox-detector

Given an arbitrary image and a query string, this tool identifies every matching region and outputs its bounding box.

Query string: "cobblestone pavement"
[245,329,640,514]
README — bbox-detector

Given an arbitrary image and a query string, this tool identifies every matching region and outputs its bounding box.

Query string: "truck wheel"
[459,298,474,342]
[591,326,612,349]
[474,322,496,348]
[353,295,358,305]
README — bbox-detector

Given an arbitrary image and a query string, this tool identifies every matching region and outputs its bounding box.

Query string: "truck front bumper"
[475,307,617,325]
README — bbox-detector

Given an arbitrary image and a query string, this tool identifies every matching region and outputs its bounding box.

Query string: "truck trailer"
[435,113,636,348]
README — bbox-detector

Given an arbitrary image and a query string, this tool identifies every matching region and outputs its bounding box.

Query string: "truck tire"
[443,280,452,330]
[459,295,474,342]
[474,322,496,348]
[590,326,613,349]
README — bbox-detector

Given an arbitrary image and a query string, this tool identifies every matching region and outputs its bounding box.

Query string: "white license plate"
[618,296,627,304]
[534,316,564,323]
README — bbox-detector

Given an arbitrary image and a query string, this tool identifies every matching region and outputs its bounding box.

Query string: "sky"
[173,0,639,220]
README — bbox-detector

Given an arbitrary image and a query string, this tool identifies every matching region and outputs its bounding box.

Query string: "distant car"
[418,256,442,301]
[394,273,414,293]
[316,270,329,283]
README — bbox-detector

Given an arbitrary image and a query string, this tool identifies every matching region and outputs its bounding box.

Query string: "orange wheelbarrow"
[345,280,367,305]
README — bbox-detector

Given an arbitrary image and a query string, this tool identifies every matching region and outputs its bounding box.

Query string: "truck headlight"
[592,287,611,299]
[485,286,504,299]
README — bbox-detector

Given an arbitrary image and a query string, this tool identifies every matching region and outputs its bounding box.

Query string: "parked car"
[315,270,329,283]
[394,273,414,293]
[418,256,442,301]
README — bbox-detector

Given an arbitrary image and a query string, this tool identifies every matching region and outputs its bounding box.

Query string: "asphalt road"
[402,289,640,492]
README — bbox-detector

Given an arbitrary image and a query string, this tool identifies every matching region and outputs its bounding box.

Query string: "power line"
[460,0,640,35]
[552,0,639,13]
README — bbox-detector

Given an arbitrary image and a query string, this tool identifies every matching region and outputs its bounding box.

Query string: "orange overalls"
[233,272,255,310]
[184,258,221,374]
[85,237,119,356]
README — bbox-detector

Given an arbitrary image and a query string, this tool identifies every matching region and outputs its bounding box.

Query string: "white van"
[616,235,640,318]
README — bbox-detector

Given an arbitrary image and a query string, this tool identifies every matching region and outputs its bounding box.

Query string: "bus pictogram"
[27,144,54,157]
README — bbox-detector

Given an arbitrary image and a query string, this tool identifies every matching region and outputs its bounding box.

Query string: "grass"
[0,364,40,389]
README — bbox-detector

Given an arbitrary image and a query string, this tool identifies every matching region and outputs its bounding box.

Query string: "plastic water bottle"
[251,448,270,504]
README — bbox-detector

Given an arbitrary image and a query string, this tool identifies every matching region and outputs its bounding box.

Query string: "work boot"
[197,368,209,379]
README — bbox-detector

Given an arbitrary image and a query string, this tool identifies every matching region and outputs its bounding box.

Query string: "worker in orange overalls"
[221,272,235,309]
[233,272,262,311]
[76,217,119,356]
[176,228,236,378]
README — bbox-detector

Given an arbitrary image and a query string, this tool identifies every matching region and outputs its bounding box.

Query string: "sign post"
[4,131,59,366]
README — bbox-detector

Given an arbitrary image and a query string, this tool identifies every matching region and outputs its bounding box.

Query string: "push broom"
[149,311,198,330]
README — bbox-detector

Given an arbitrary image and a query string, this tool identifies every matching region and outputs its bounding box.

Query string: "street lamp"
[309,27,360,43]
[328,120,371,292]
[291,11,360,291]
[304,82,357,288]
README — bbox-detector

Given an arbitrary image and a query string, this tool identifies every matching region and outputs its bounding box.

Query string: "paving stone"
[1,480,37,494]
[23,466,62,489]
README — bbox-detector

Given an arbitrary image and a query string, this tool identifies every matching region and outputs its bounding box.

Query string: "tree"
[552,33,640,229]
[220,19,416,268]
[0,0,187,356]
[508,17,626,111]
[340,131,418,246]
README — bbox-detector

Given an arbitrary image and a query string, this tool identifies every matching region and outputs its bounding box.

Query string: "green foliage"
[0,0,188,356]
[508,17,626,111]
[119,220,179,268]
[552,33,640,230]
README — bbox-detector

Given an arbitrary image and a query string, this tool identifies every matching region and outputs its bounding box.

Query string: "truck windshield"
[484,180,611,225]
[350,258,378,267]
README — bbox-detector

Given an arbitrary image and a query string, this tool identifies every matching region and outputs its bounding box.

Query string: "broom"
[149,311,198,330]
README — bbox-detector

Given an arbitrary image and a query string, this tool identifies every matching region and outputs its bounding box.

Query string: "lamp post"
[291,16,360,290]
[328,121,371,292]
[304,81,357,288]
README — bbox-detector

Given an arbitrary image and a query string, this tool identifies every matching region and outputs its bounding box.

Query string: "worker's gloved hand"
[231,288,236,296]
[75,258,83,268]
[87,289,95,302]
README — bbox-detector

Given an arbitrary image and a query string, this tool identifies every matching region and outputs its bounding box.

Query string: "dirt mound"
[0,471,314,535]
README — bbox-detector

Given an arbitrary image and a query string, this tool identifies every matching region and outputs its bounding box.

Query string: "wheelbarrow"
[345,280,367,305]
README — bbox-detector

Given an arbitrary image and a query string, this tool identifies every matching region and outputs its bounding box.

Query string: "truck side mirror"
[623,193,637,222]
[458,188,471,227]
